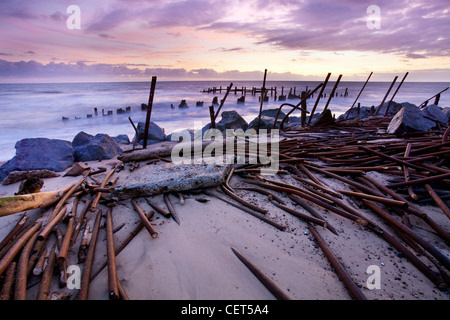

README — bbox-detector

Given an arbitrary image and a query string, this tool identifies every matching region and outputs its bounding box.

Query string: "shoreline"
[0,104,449,300]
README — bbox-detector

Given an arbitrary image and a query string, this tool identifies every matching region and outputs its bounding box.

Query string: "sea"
[0,80,449,162]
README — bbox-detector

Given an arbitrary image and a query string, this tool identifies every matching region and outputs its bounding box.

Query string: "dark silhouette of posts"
[384,72,408,116]
[323,74,342,111]
[257,69,268,132]
[375,76,397,115]
[143,76,157,149]
[345,72,373,120]
[301,91,307,128]
[309,73,331,125]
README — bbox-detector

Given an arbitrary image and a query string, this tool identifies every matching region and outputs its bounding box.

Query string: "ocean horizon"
[1,80,449,162]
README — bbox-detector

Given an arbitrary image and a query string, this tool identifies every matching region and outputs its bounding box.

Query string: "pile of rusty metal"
[215,122,450,299]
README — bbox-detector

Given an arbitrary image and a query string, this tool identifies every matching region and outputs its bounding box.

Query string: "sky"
[0,0,449,82]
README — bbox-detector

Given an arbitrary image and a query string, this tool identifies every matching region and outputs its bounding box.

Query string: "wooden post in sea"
[257,69,268,133]
[374,76,397,115]
[309,73,331,125]
[143,76,157,149]
[323,74,342,112]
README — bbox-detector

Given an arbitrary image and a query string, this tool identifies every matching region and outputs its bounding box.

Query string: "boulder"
[73,132,123,162]
[135,122,167,145]
[202,110,248,136]
[337,106,372,121]
[443,107,450,122]
[311,109,334,127]
[387,105,437,134]
[247,109,288,130]
[376,101,403,116]
[113,134,131,145]
[0,138,74,181]
[421,104,448,125]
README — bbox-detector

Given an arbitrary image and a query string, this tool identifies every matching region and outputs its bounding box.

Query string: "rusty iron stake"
[204,190,286,231]
[309,72,331,125]
[106,207,119,300]
[387,172,450,189]
[425,184,450,220]
[345,72,373,120]
[145,198,171,218]
[131,199,158,239]
[57,217,74,266]
[164,193,181,225]
[143,76,157,149]
[0,214,29,252]
[323,74,342,111]
[375,76,398,115]
[308,223,367,300]
[231,247,291,300]
[257,70,268,133]
[221,184,268,214]
[14,232,39,300]
[271,200,327,227]
[78,209,102,300]
[0,261,16,300]
[37,204,68,241]
[36,244,57,300]
[363,200,450,271]
[384,72,409,116]
[0,221,42,278]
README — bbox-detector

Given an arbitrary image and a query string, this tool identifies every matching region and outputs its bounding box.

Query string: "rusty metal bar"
[164,193,181,225]
[363,200,450,271]
[0,261,16,300]
[384,72,408,116]
[203,190,286,231]
[309,73,331,125]
[338,189,408,208]
[37,204,68,241]
[221,184,268,214]
[231,247,291,300]
[14,232,39,300]
[375,76,397,115]
[106,207,119,300]
[345,72,373,120]
[0,214,29,252]
[131,199,158,238]
[57,217,74,266]
[143,76,157,149]
[78,209,102,300]
[308,223,367,300]
[425,184,450,220]
[270,201,328,227]
[387,172,450,188]
[36,243,57,300]
[0,221,42,278]
[323,74,342,111]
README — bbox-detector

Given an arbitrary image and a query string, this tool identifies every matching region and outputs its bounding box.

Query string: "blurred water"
[0,80,448,161]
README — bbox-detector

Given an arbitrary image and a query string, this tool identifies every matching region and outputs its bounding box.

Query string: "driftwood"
[2,170,60,186]
[0,190,60,217]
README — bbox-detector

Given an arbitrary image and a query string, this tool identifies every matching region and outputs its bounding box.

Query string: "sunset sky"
[1,0,449,82]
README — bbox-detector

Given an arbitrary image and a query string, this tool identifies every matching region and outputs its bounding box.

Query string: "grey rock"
[73,133,123,162]
[387,105,437,134]
[0,138,74,181]
[337,106,373,121]
[113,134,131,145]
[377,101,404,116]
[422,104,448,125]
[136,122,166,145]
[202,110,248,136]
[311,109,334,127]
[442,107,450,122]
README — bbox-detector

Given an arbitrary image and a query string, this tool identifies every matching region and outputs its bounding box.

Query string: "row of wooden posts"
[202,84,349,102]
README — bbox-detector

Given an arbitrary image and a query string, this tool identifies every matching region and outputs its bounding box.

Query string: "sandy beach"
[0,123,449,302]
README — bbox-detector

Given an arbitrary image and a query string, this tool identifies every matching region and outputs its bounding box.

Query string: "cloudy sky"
[1,0,449,82]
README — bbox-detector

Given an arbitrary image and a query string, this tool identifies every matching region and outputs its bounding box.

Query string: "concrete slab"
[113,161,231,200]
